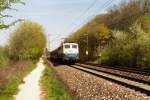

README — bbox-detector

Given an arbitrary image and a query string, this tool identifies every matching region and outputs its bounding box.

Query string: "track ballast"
[70,64,150,96]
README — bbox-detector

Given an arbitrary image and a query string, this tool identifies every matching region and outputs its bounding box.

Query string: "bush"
[101,46,111,65]
[101,22,150,68]
[137,14,150,33]
[0,47,9,68]
[9,21,46,61]
[136,31,150,67]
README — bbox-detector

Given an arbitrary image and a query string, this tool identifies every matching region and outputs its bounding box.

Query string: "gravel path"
[54,65,150,100]
[14,59,45,100]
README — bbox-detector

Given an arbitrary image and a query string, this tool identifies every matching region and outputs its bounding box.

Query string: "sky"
[0,0,122,51]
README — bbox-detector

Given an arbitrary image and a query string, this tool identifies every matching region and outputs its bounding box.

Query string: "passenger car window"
[65,45,70,48]
[72,45,77,48]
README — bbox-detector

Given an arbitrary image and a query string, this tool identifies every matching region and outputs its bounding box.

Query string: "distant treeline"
[67,0,150,68]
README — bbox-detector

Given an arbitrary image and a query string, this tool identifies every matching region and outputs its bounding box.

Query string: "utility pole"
[98,43,101,65]
[85,33,89,56]
[48,33,51,58]
[61,38,67,45]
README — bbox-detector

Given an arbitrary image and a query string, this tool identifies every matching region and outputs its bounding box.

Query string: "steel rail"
[70,65,150,96]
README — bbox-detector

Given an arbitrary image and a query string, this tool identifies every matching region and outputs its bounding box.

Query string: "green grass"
[41,66,74,100]
[0,62,35,100]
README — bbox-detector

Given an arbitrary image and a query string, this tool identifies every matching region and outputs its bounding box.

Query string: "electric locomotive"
[50,43,79,63]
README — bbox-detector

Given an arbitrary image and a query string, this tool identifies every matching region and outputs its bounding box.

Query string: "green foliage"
[67,0,150,68]
[100,46,111,65]
[137,14,150,33]
[85,0,150,32]
[9,21,46,60]
[0,62,35,100]
[101,30,130,66]
[0,47,9,68]
[0,0,24,29]
[41,66,73,100]
[96,0,150,31]
[0,24,8,29]
[0,0,20,12]
[135,30,150,67]
[94,24,111,45]
[101,22,150,68]
[67,23,111,61]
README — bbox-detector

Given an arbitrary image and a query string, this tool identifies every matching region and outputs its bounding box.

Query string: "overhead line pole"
[48,33,51,58]
[86,33,89,56]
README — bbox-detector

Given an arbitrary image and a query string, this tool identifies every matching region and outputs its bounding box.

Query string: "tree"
[137,14,150,33]
[9,21,46,60]
[0,47,9,67]
[0,0,24,29]
[66,0,150,64]
[94,24,111,46]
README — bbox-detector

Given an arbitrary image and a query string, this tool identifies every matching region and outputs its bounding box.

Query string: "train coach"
[50,43,79,63]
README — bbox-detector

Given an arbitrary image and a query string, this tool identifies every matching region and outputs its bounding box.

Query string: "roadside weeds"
[40,63,74,100]
[0,61,35,100]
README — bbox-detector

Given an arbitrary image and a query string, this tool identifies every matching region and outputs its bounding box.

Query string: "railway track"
[76,63,150,85]
[70,64,150,96]
[82,63,150,76]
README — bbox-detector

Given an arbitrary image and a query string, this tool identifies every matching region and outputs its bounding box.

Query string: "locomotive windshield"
[65,45,70,48]
[72,45,77,48]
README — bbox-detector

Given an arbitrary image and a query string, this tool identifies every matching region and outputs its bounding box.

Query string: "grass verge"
[0,61,35,100]
[41,65,74,100]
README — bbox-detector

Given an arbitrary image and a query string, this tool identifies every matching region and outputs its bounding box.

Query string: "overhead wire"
[69,0,114,34]
[66,0,98,32]
[49,0,115,48]
[49,0,98,43]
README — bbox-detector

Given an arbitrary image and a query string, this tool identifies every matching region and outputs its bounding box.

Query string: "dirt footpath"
[14,59,45,100]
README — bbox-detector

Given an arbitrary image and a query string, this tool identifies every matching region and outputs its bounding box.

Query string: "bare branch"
[0,19,24,29]
[0,13,13,18]
[8,19,24,27]
[5,6,18,11]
